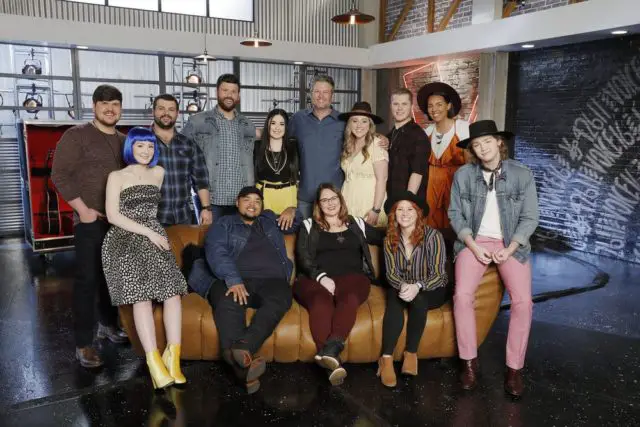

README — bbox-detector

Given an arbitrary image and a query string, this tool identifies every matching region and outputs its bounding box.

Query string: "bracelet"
[201,205,212,211]
[372,207,381,214]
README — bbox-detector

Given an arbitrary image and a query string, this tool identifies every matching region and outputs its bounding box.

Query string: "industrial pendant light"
[332,0,375,25]
[240,30,272,47]
[194,33,215,62]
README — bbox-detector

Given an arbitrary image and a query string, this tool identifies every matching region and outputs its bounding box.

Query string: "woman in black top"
[295,183,383,386]
[254,108,299,229]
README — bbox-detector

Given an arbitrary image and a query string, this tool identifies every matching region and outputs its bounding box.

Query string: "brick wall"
[504,0,590,17]
[398,55,480,128]
[384,0,592,41]
[385,0,473,41]
[506,35,640,262]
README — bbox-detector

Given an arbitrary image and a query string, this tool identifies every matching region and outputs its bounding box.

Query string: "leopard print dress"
[102,184,187,306]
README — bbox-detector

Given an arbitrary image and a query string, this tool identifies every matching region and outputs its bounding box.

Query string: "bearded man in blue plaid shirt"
[151,94,212,226]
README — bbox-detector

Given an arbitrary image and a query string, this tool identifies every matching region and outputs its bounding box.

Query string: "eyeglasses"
[319,196,339,205]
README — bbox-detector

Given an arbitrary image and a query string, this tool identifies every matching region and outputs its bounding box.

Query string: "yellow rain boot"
[162,344,187,385]
[146,350,175,389]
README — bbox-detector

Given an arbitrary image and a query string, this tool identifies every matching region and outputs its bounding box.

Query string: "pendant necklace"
[336,232,345,244]
[265,146,287,175]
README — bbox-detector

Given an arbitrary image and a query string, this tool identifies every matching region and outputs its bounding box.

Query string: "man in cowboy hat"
[448,120,539,398]
[417,82,469,234]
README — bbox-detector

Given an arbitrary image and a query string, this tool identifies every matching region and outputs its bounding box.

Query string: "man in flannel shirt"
[151,94,212,226]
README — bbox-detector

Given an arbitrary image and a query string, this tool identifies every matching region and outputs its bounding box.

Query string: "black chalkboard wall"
[506,35,640,263]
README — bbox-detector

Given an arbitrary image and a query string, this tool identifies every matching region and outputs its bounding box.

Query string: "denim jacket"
[188,210,301,297]
[181,109,256,204]
[448,159,539,264]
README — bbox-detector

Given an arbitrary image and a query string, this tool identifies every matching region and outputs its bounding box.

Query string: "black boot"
[320,338,345,371]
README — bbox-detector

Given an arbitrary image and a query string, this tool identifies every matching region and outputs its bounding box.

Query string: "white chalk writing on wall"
[535,53,640,262]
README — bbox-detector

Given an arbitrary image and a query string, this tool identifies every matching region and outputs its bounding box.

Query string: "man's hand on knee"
[226,284,250,305]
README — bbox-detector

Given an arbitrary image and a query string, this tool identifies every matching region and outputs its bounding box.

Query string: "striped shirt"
[384,226,448,291]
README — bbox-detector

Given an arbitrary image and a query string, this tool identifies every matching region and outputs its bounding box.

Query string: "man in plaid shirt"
[151,94,212,226]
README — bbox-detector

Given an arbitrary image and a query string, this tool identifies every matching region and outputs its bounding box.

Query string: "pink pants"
[454,236,532,369]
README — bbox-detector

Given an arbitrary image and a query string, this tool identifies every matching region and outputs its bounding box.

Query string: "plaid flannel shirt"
[155,131,209,225]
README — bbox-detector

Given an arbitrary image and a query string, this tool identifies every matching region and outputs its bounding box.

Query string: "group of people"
[50,71,539,398]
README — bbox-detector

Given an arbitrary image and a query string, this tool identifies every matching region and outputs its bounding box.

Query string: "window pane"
[209,0,253,21]
[240,62,297,88]
[109,0,158,11]
[79,51,159,80]
[162,0,206,16]
[64,0,105,4]
[80,82,159,119]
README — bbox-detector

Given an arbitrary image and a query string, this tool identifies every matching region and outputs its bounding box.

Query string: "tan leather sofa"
[119,225,504,362]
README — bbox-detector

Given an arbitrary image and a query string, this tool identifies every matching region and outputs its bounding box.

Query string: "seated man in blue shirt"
[188,186,301,394]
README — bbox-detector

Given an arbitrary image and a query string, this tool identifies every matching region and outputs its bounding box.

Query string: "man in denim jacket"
[448,120,539,398]
[189,186,301,394]
[182,74,259,221]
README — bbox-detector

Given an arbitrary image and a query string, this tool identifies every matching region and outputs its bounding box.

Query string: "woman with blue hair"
[101,127,187,389]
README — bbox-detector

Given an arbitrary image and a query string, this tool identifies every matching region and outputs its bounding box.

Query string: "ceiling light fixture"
[76,45,89,50]
[241,30,272,47]
[611,30,628,35]
[332,0,375,25]
[521,44,535,48]
[294,61,304,65]
[194,33,215,61]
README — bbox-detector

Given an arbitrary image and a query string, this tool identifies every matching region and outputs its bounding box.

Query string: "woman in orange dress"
[417,82,469,233]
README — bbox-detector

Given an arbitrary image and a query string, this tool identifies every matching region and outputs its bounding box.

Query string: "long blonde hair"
[341,117,376,164]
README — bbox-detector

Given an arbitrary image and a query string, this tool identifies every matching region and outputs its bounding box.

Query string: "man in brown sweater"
[51,84,128,368]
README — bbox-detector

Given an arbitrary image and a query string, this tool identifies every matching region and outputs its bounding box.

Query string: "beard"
[217,97,237,112]
[154,115,176,130]
[239,210,260,223]
[95,113,120,127]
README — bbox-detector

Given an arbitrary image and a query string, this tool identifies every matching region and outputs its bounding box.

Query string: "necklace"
[265,147,287,175]
[336,231,345,244]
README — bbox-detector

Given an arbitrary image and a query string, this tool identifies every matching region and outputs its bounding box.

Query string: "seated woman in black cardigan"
[377,191,448,387]
[295,183,383,386]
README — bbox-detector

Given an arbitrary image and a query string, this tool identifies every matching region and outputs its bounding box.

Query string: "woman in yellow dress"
[339,102,388,227]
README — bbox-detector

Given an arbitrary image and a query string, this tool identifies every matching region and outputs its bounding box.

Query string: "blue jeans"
[297,199,313,219]
[211,205,237,223]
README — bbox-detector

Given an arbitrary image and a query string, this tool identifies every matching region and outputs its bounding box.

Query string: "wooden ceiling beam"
[437,0,463,32]
[387,0,414,42]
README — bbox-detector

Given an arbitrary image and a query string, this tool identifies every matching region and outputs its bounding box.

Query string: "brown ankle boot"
[460,358,479,390]
[377,356,397,387]
[401,351,418,376]
[504,367,524,397]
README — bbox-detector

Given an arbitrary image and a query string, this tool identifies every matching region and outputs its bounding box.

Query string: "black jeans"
[381,286,447,355]
[207,277,292,354]
[73,220,119,347]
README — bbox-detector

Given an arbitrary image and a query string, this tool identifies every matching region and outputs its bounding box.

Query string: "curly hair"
[341,117,376,164]
[385,201,427,253]
[312,183,349,231]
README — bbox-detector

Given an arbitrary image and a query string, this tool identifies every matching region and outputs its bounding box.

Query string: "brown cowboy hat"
[417,82,462,120]
[338,101,384,124]
[456,120,514,149]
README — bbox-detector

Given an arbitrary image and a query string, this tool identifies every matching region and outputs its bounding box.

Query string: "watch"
[202,205,212,211]
[372,207,381,214]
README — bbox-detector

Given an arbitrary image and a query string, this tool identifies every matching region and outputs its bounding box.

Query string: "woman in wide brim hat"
[416,82,470,233]
[339,101,389,227]
[376,190,448,388]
